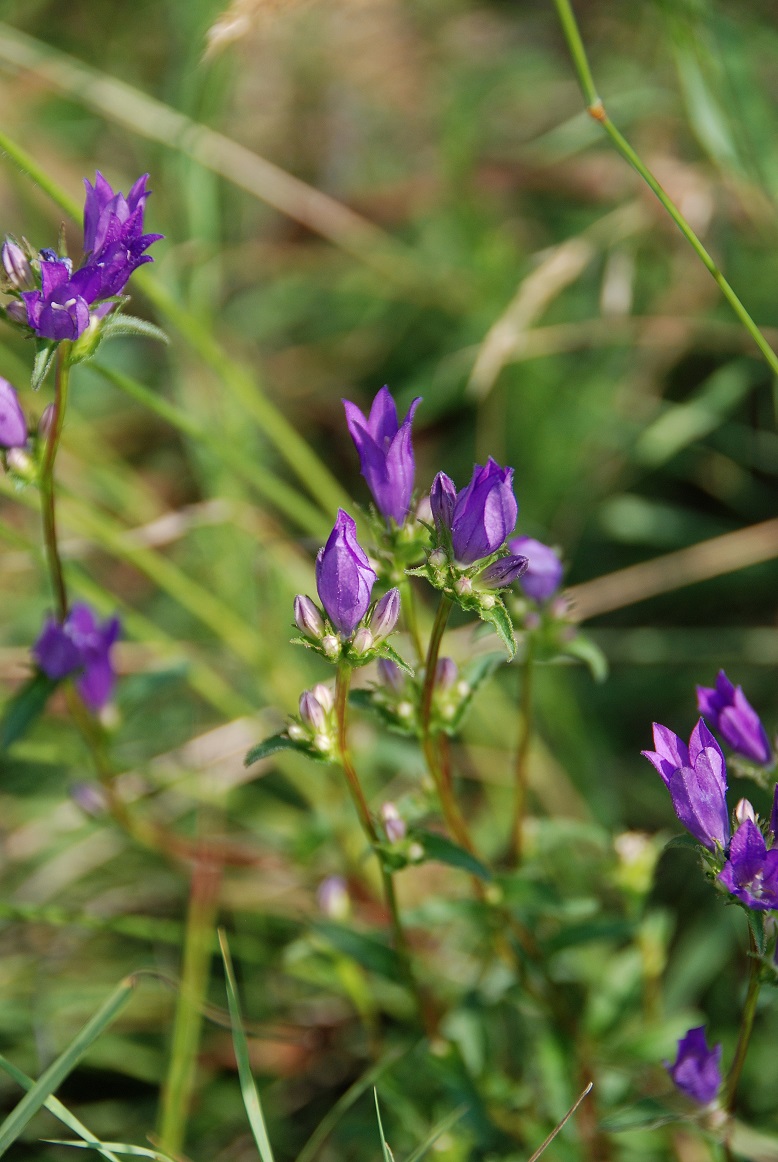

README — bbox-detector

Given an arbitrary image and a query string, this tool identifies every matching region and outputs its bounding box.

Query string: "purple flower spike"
[343,387,421,525]
[508,536,564,603]
[82,172,163,299]
[697,670,772,766]
[666,1026,722,1105]
[33,603,121,712]
[315,510,377,637]
[450,459,518,565]
[0,378,27,448]
[719,819,778,910]
[642,719,729,850]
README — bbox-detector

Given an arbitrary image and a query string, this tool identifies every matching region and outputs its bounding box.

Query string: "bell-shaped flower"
[509,536,563,602]
[431,459,517,565]
[22,258,98,342]
[696,670,772,766]
[0,378,27,448]
[315,509,377,637]
[718,818,778,911]
[33,602,121,712]
[343,387,421,525]
[642,719,729,850]
[82,172,163,298]
[478,553,528,590]
[665,1027,722,1105]
[371,587,400,641]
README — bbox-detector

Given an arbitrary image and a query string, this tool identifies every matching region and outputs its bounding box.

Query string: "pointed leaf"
[100,315,169,345]
[244,734,299,766]
[413,830,492,881]
[562,633,608,682]
[479,602,516,658]
[31,342,57,391]
[374,1091,394,1162]
[313,921,404,980]
[0,672,58,751]
[378,643,414,676]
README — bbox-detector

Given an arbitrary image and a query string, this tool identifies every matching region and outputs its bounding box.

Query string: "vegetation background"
[1,0,778,1158]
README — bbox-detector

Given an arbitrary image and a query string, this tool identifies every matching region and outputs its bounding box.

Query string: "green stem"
[158,858,222,1156]
[508,638,534,866]
[40,344,71,621]
[334,663,426,1025]
[400,576,424,663]
[724,928,761,1115]
[419,596,478,856]
[552,0,778,379]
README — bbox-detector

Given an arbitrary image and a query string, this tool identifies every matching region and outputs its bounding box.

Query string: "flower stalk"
[509,637,534,866]
[724,928,762,1115]
[40,342,71,621]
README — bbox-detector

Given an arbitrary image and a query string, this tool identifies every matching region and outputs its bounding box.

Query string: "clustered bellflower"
[316,509,378,637]
[508,536,563,603]
[15,173,162,343]
[0,377,27,448]
[719,793,778,910]
[642,720,729,850]
[697,670,773,767]
[665,1026,722,1105]
[33,603,121,712]
[343,387,421,526]
[431,458,519,566]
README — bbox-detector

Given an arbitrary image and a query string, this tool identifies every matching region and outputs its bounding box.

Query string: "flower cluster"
[32,603,121,713]
[3,172,161,344]
[286,684,337,761]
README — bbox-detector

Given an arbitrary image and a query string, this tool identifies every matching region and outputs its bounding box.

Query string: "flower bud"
[408,842,425,862]
[351,627,374,656]
[454,575,473,597]
[435,657,458,691]
[38,404,56,442]
[509,537,564,603]
[316,510,376,636]
[299,690,327,731]
[2,238,33,290]
[322,634,340,659]
[70,781,107,816]
[371,587,400,640]
[381,801,406,843]
[478,554,528,590]
[735,798,756,825]
[317,875,351,920]
[378,657,405,693]
[311,683,334,713]
[312,732,332,754]
[294,594,325,639]
[429,549,447,569]
[0,378,28,449]
[430,471,456,533]
[4,301,28,325]
[288,723,307,741]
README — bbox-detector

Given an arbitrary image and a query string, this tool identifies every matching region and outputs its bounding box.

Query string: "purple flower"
[82,172,163,298]
[477,554,528,590]
[33,603,121,712]
[0,378,27,448]
[22,258,98,342]
[315,510,377,637]
[431,458,518,565]
[666,1026,722,1105]
[2,239,33,290]
[696,670,772,766]
[508,536,563,603]
[642,720,729,850]
[343,387,421,525]
[719,818,778,910]
[371,587,400,640]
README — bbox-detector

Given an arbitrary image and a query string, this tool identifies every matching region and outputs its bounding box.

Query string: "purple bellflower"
[696,670,772,766]
[343,387,421,525]
[718,814,778,911]
[315,510,377,637]
[642,719,729,850]
[21,173,162,342]
[477,553,529,590]
[508,536,563,603]
[666,1026,722,1105]
[33,603,121,712]
[431,458,518,565]
[0,378,27,448]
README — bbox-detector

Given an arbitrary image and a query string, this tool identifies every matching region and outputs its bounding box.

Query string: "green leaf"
[0,672,58,751]
[218,931,276,1162]
[31,341,57,391]
[599,1098,678,1133]
[44,1143,174,1162]
[730,1120,778,1161]
[378,643,414,676]
[562,633,608,682]
[413,830,492,882]
[99,315,169,345]
[747,909,766,958]
[478,601,516,659]
[244,734,299,766]
[403,1105,469,1162]
[313,921,404,980]
[0,976,136,1156]
[374,1091,394,1162]
[461,651,505,689]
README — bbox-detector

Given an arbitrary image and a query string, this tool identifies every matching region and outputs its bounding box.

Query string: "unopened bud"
[5,447,33,477]
[322,634,340,659]
[371,587,400,640]
[378,657,405,693]
[294,594,325,639]
[435,657,458,691]
[317,875,350,921]
[408,842,425,862]
[351,627,373,656]
[478,554,528,590]
[455,575,473,596]
[311,682,333,713]
[735,798,756,825]
[312,732,332,753]
[381,802,406,843]
[397,700,414,720]
[429,549,447,569]
[2,238,33,290]
[70,781,107,816]
[479,594,495,610]
[288,723,307,741]
[416,495,433,524]
[299,690,327,731]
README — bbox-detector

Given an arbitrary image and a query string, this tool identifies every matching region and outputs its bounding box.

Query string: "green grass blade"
[0,1055,122,1162]
[402,1105,469,1162]
[0,976,136,1157]
[373,1090,394,1162]
[218,930,275,1162]
[45,1142,175,1162]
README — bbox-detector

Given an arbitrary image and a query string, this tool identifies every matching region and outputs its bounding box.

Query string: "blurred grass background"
[1,0,778,1158]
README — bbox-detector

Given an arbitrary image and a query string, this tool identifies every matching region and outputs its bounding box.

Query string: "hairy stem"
[508,639,534,866]
[40,343,71,620]
[724,928,761,1115]
[552,0,778,379]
